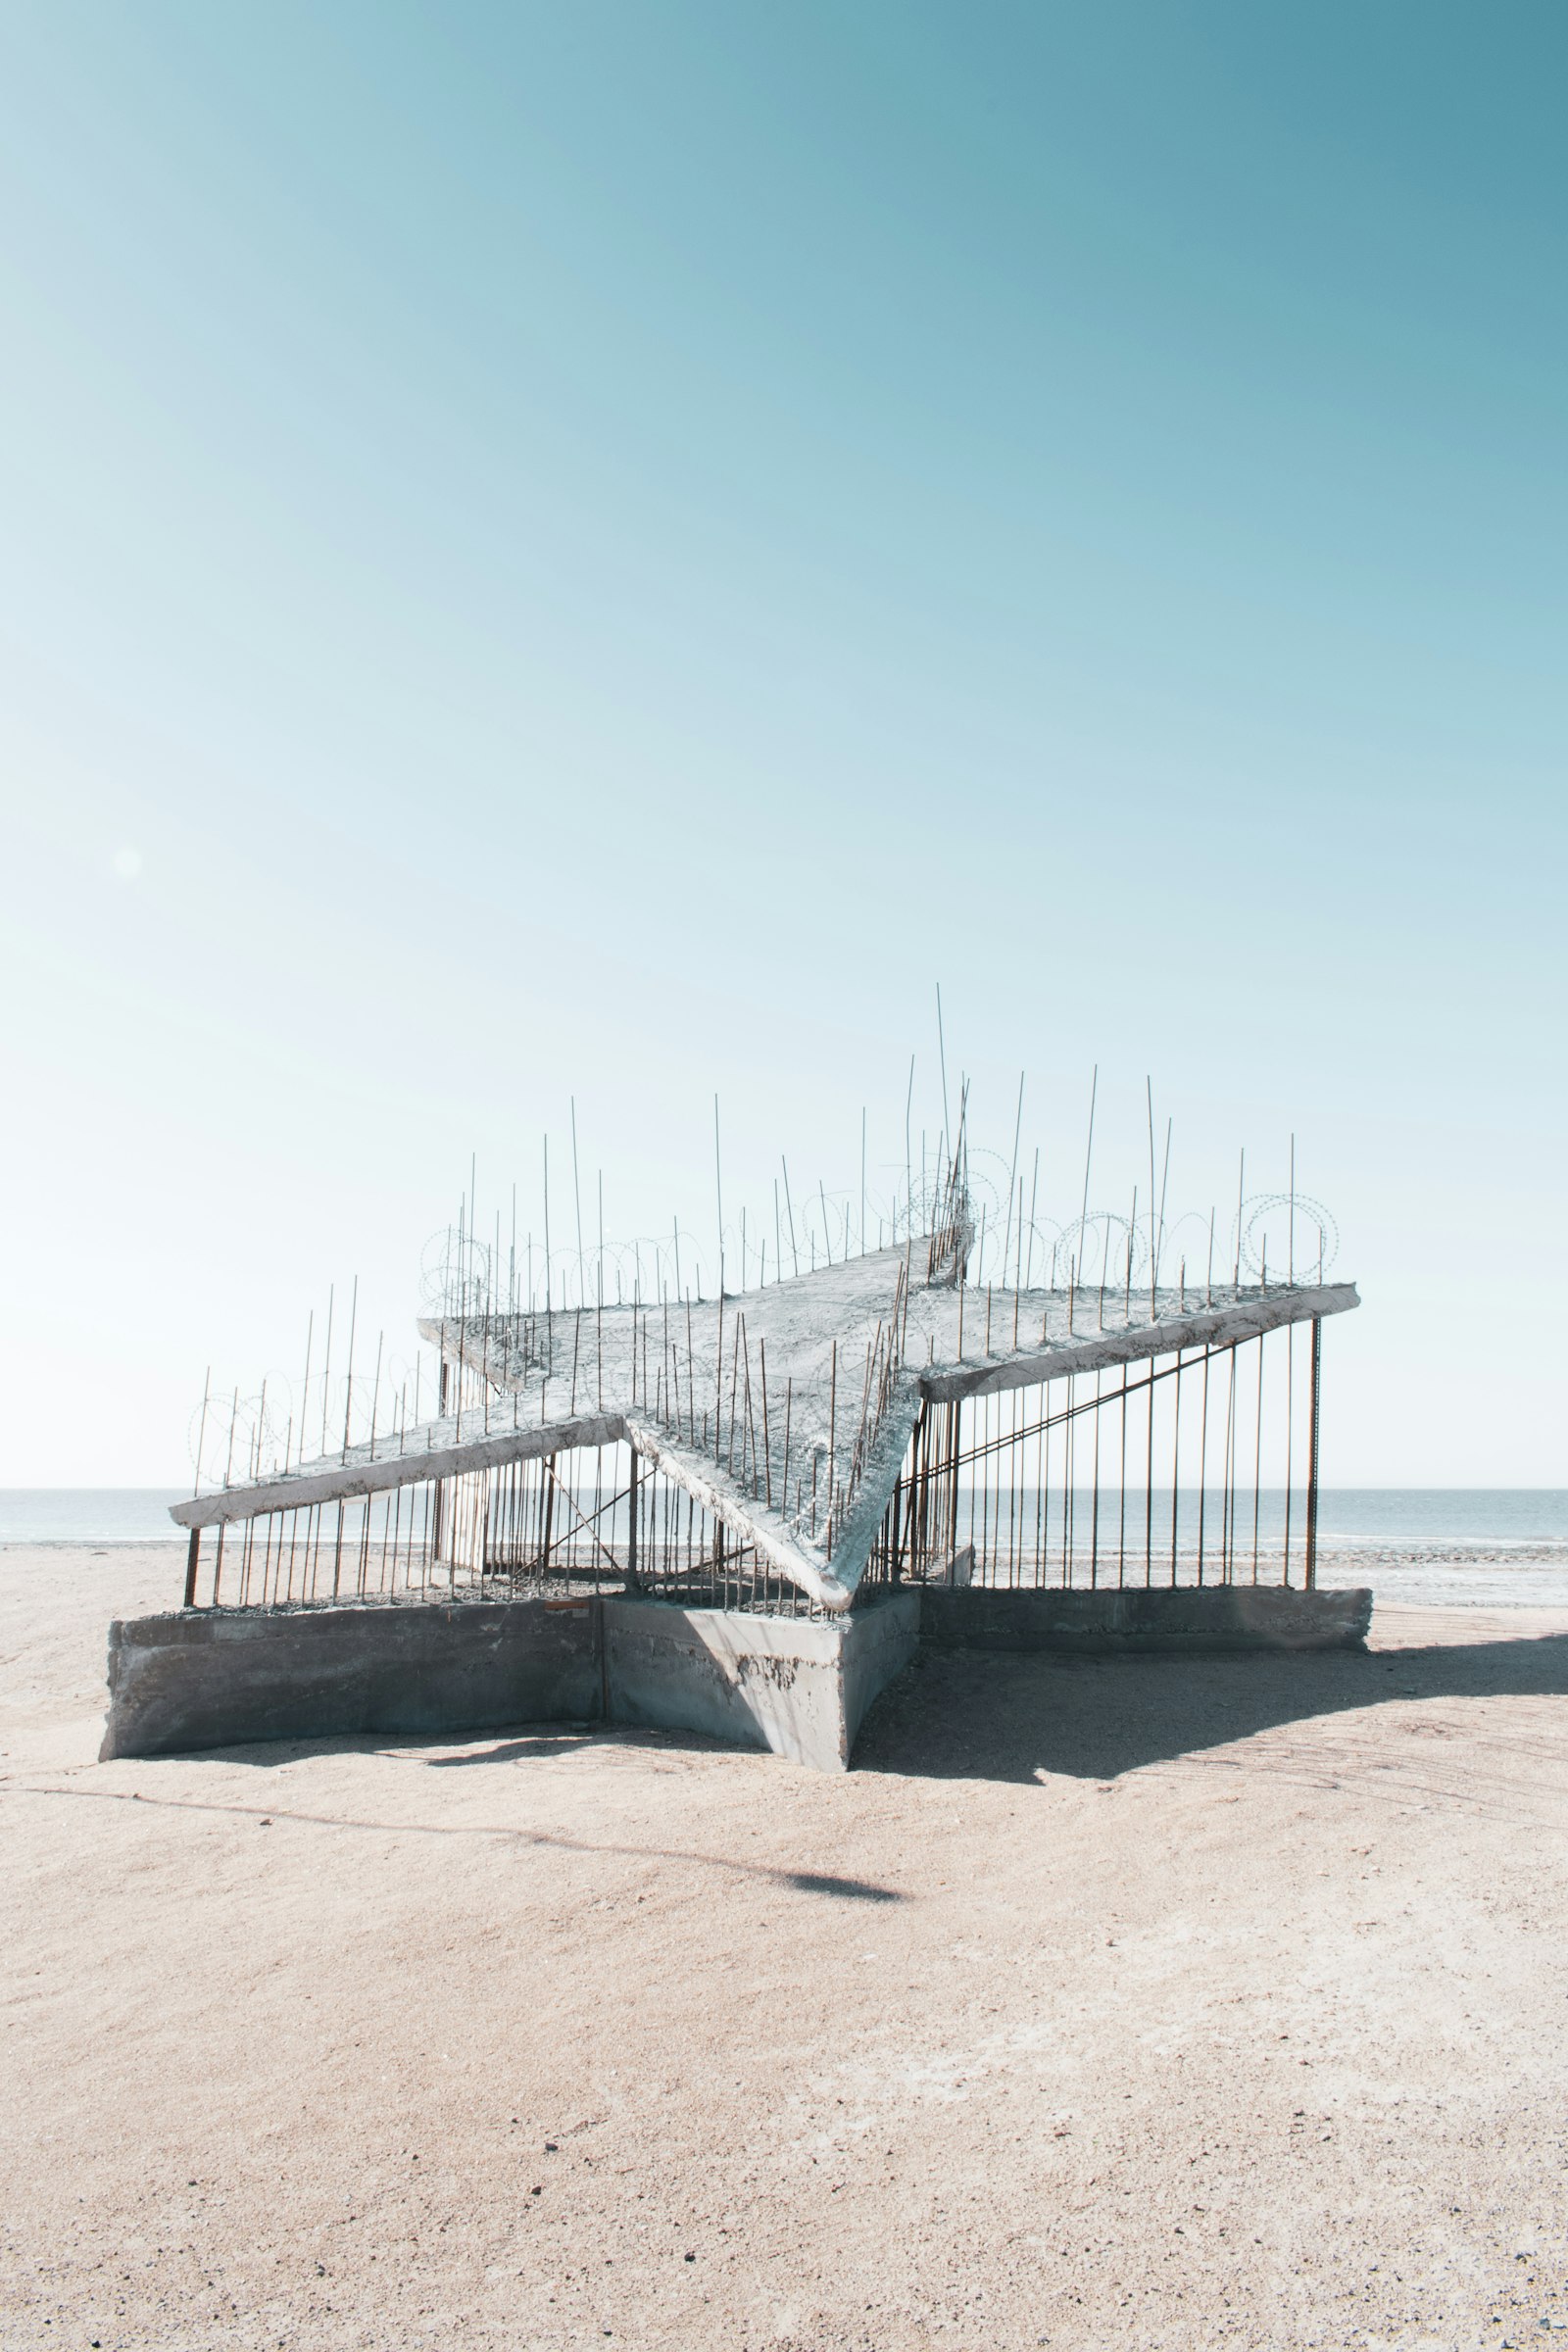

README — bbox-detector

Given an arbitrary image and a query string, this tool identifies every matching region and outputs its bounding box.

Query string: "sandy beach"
[4,1544,1568,2351]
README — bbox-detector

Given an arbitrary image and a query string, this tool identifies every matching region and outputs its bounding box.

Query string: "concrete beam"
[170,1410,625,1529]
[621,1419,851,1611]
[918,1284,1358,1404]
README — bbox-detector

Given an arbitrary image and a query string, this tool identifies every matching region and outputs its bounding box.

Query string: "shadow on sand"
[853,1626,1568,1785]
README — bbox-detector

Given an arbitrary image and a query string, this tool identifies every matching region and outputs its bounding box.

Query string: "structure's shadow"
[855,1630,1568,1786]
[50,1779,903,1899]
[424,1733,597,1766]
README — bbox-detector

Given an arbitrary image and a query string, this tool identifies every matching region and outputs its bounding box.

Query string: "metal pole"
[1304,1315,1322,1590]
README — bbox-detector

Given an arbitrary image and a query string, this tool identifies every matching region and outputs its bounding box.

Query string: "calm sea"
[0,1490,189,1544]
[4,1489,1568,1605]
[956,1490,1568,1608]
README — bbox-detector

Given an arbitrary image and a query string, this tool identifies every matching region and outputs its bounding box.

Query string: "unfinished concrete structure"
[104,1130,1365,1768]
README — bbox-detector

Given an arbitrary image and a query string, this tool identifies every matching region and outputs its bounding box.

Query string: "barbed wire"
[1232,1193,1338,1283]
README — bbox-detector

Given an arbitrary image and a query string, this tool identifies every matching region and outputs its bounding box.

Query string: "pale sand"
[4,1546,1568,2352]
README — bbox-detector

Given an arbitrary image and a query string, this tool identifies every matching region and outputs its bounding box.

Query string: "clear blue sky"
[1,1,1563,1484]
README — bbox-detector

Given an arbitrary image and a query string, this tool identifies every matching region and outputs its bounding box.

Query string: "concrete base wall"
[842,1592,925,1751]
[99,1597,602,1761]
[98,1581,1365,1768]
[918,1583,1372,1654]
[605,1590,920,1772]
[99,1588,922,1772]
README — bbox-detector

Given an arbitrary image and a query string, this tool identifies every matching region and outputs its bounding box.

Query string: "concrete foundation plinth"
[918,1583,1372,1653]
[606,1591,920,1770]
[99,1595,603,1760]
[98,1580,1368,1769]
[99,1588,922,1774]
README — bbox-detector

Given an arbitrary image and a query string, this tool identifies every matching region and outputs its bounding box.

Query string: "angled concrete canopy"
[172,1245,1358,1614]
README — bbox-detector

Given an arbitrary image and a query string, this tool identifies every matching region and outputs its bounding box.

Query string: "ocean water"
[1312,1490,1568,1546]
[0,1491,188,1544]
[930,1495,1568,1608]
[1308,1490,1568,1606]
[3,1489,1567,1606]
[947,1489,1568,1607]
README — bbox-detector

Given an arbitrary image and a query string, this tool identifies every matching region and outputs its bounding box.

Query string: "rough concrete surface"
[4,1543,1568,2351]
[96,1589,922,1774]
[99,1595,604,1761]
[919,1581,1372,1654]
[606,1592,920,1772]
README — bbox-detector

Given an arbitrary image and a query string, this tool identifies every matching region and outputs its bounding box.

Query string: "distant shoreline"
[7,1532,1568,1610]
